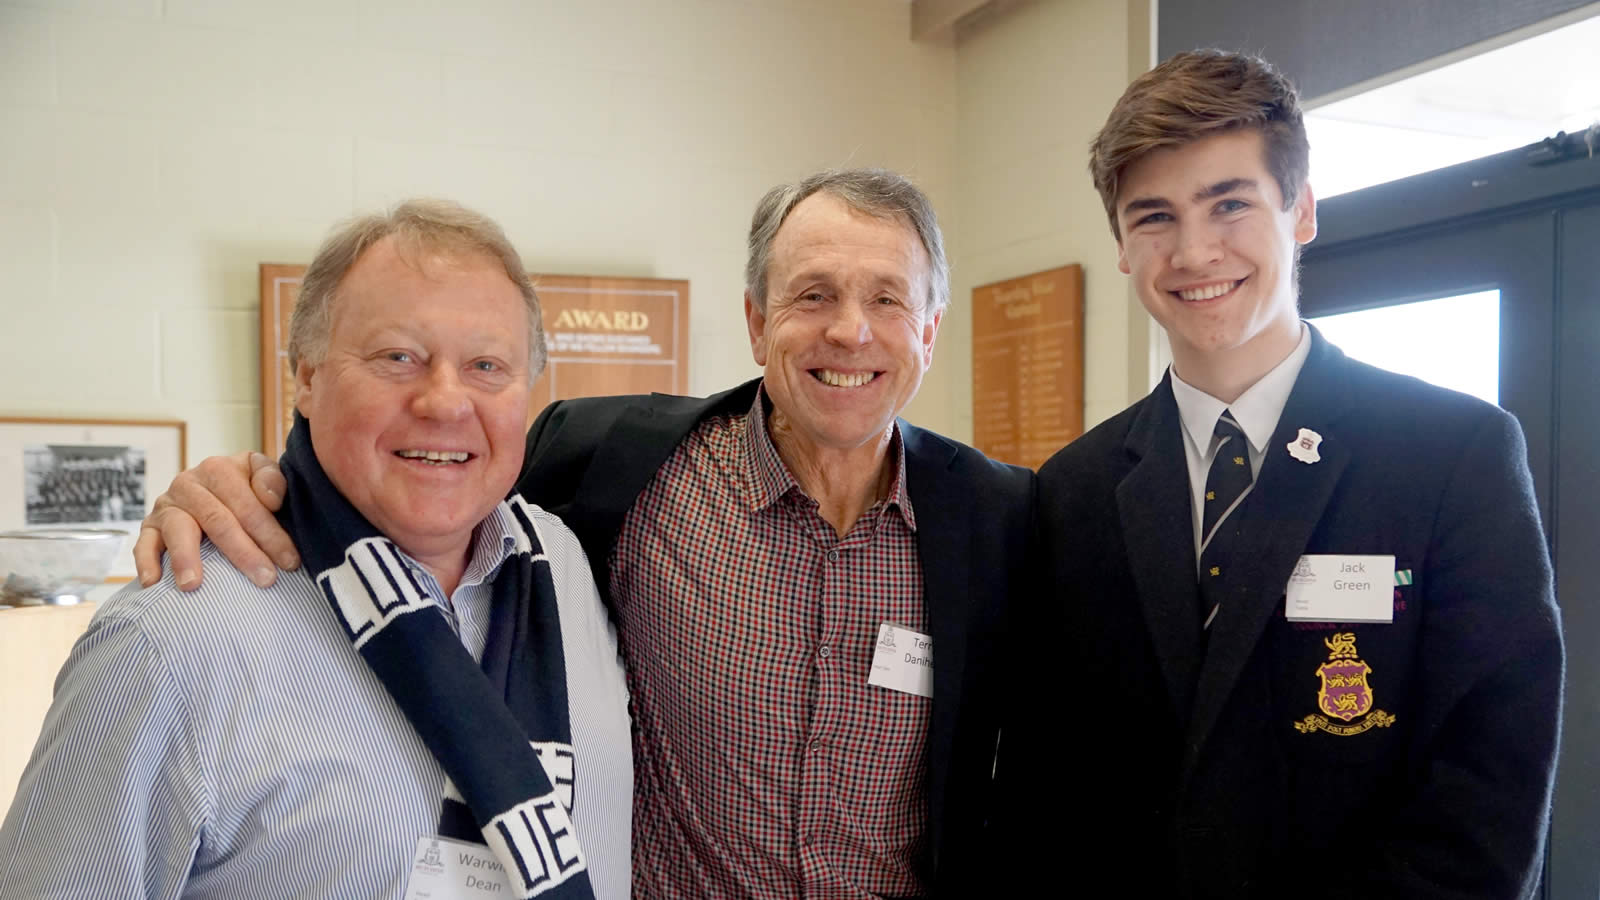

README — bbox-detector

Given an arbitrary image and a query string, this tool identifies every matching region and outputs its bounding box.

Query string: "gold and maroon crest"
[1293,632,1397,736]
[1316,632,1372,720]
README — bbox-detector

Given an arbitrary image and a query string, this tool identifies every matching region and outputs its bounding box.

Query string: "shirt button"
[808,740,822,753]
[826,550,839,562]
[818,645,831,659]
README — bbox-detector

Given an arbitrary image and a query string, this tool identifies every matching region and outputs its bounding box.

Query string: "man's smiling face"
[294,236,531,567]
[745,191,941,461]
[1115,128,1316,375]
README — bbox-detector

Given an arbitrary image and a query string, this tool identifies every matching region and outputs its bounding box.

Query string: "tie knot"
[1214,410,1246,443]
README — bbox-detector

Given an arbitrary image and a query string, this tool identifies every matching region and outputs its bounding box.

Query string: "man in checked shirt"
[135,169,1036,899]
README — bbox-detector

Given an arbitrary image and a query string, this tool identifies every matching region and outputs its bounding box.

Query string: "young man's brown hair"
[1090,49,1311,238]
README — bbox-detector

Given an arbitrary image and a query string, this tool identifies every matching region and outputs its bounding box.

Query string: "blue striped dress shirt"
[0,504,631,899]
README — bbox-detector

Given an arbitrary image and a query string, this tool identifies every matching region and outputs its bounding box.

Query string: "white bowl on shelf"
[0,528,124,608]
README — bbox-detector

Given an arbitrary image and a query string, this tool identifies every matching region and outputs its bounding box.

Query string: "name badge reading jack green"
[1285,555,1396,624]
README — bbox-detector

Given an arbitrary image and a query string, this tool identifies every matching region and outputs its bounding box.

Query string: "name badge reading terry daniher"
[1285,554,1395,624]
[868,623,933,698]
[405,835,513,899]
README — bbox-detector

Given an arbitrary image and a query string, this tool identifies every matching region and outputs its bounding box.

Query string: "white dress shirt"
[1170,323,1312,565]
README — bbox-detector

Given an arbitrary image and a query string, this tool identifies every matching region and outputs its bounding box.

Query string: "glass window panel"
[1308,290,1500,404]
[1306,14,1600,198]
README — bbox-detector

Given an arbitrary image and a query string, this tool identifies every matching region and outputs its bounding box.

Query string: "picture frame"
[0,417,187,582]
[259,263,302,460]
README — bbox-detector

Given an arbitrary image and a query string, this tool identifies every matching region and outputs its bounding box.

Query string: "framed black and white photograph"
[0,418,186,581]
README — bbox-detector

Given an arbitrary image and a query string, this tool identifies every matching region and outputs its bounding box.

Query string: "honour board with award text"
[971,264,1084,469]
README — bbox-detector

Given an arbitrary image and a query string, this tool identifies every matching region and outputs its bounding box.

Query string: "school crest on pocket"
[1293,632,1397,736]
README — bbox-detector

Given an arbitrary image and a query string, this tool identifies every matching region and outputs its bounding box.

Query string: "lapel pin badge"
[1287,427,1323,464]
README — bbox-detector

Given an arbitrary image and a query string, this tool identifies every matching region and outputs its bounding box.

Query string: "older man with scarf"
[0,200,631,899]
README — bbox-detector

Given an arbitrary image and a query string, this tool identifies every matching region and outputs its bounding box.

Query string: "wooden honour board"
[971,264,1084,470]
[259,265,690,457]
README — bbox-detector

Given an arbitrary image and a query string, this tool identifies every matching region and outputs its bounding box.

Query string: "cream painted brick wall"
[0,203,55,298]
[937,0,1154,443]
[0,0,961,464]
[0,10,53,104]
[4,298,161,409]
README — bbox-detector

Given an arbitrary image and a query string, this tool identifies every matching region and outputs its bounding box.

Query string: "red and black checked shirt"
[610,389,930,899]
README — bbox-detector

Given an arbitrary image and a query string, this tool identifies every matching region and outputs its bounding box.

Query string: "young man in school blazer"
[1002,50,1563,899]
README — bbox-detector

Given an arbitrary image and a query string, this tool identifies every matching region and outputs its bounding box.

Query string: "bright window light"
[1304,118,1525,199]
[1308,290,1500,404]
[1306,14,1600,198]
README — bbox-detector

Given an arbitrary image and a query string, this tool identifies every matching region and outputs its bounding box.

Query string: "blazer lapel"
[1117,377,1205,721]
[1185,331,1356,764]
[900,422,967,860]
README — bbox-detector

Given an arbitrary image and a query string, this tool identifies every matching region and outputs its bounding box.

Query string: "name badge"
[404,835,514,899]
[868,622,933,698]
[1285,554,1395,624]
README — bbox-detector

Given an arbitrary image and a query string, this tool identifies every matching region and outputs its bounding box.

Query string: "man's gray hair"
[289,198,548,380]
[745,168,950,315]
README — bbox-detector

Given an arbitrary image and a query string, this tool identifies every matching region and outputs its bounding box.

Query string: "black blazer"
[1005,329,1563,899]
[517,378,1035,897]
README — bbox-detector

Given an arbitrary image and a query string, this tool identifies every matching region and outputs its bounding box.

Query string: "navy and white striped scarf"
[276,413,594,899]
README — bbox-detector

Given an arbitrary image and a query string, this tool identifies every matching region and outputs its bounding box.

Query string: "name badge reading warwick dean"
[868,623,933,698]
[405,835,514,899]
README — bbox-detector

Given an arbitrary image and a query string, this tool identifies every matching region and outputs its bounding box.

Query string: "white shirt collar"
[394,503,522,601]
[1171,323,1312,456]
